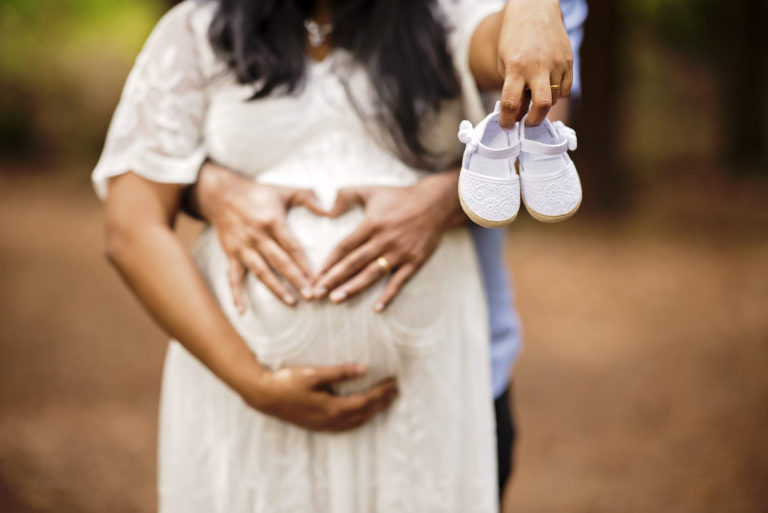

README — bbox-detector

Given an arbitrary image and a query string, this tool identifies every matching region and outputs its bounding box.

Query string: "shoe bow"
[457,120,479,152]
[553,121,577,151]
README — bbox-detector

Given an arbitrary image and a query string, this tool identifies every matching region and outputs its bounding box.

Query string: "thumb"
[227,256,247,315]
[308,363,368,388]
[327,187,368,218]
[290,188,327,216]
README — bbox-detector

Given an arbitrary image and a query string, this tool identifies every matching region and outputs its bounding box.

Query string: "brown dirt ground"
[1,172,767,513]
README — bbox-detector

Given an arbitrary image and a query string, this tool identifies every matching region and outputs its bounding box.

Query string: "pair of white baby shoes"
[457,102,581,227]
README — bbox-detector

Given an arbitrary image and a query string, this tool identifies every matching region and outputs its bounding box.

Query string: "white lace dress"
[93,2,502,512]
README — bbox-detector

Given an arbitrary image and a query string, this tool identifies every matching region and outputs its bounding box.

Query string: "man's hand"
[240,363,399,432]
[498,0,573,127]
[471,0,573,128]
[194,162,326,310]
[312,170,465,312]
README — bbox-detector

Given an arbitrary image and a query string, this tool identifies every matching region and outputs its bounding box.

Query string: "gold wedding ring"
[550,84,561,90]
[376,257,392,273]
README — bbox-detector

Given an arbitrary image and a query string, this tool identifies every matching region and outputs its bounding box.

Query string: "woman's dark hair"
[208,0,460,163]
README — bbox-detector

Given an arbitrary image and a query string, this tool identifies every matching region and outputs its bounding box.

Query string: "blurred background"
[1,0,767,512]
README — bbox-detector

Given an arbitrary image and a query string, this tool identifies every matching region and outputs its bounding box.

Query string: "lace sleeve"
[438,0,504,123]
[91,2,207,200]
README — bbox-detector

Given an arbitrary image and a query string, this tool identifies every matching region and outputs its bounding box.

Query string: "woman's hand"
[471,0,573,128]
[195,162,326,310]
[312,170,466,312]
[240,363,399,432]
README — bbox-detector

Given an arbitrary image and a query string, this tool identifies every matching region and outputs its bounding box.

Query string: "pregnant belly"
[193,205,464,395]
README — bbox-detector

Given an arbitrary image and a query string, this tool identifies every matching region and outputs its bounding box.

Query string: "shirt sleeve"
[91,1,207,200]
[439,0,504,123]
[560,0,588,97]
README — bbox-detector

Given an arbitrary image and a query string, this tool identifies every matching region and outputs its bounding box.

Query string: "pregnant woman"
[93,0,572,511]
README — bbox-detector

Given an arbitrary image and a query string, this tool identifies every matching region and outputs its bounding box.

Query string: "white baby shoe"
[457,102,521,228]
[518,115,582,222]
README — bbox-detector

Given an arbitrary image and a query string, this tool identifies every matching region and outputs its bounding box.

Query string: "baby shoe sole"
[522,196,582,223]
[459,194,518,228]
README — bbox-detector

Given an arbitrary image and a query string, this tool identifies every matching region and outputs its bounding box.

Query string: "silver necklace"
[303,19,334,47]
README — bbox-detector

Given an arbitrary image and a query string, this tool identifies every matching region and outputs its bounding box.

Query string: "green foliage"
[624,0,719,58]
[0,0,164,164]
[1,0,162,74]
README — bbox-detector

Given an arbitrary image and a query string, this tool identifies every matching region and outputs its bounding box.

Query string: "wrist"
[415,170,462,230]
[197,162,239,222]
[227,349,271,408]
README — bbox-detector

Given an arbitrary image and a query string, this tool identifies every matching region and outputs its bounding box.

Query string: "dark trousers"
[494,385,517,498]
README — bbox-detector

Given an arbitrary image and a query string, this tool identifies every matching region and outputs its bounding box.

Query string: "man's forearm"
[180,160,237,222]
[417,169,468,230]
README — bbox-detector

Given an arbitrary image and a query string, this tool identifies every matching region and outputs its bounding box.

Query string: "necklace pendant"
[304,19,333,48]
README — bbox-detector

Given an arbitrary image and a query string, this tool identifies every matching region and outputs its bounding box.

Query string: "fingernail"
[313,286,327,298]
[283,294,296,305]
[373,302,384,313]
[330,289,347,303]
[300,286,313,300]
[355,363,368,373]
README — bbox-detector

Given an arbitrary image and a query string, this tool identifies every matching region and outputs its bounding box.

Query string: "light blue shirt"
[561,0,588,97]
[475,0,587,399]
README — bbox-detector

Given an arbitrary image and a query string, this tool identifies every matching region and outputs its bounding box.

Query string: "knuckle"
[532,98,552,109]
[245,253,261,268]
[242,251,258,268]
[352,254,370,269]
[347,397,366,411]
[382,231,402,246]
[371,388,387,402]
[404,249,421,261]
[500,99,520,113]
[366,220,383,233]
[256,216,276,230]
[325,404,342,419]
[504,57,523,73]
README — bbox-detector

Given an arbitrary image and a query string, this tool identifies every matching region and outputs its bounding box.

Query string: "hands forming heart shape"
[195,161,463,314]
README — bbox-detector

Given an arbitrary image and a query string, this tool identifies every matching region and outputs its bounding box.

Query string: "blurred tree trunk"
[717,0,768,174]
[573,0,628,211]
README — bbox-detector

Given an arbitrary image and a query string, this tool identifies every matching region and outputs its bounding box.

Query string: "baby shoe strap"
[476,141,520,159]
[520,138,568,156]
[458,119,521,159]
[519,118,578,156]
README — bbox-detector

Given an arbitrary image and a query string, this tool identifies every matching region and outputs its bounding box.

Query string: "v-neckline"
[307,49,341,68]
